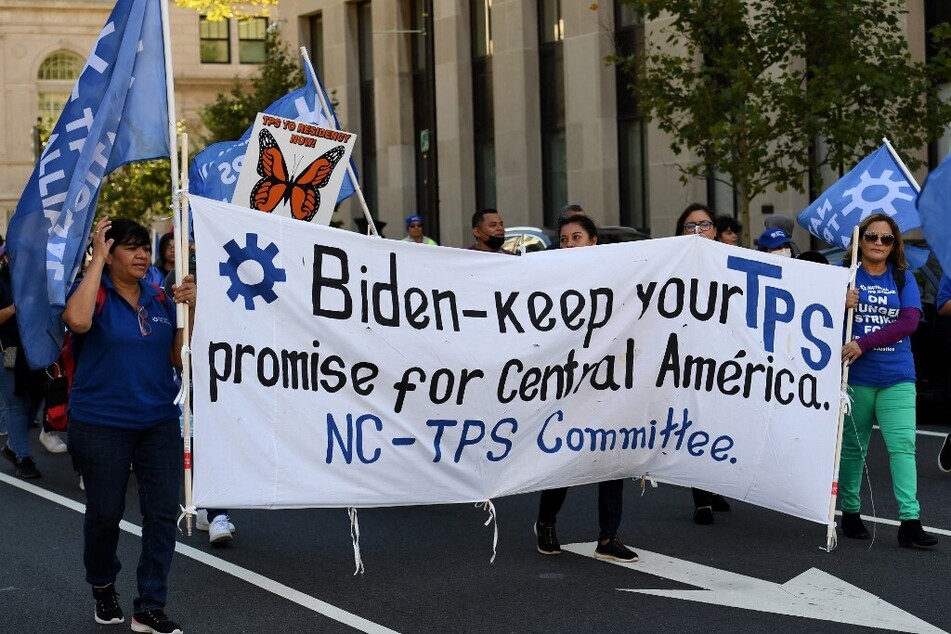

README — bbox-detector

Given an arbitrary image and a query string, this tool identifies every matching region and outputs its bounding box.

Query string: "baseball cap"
[758,227,791,251]
[406,214,423,228]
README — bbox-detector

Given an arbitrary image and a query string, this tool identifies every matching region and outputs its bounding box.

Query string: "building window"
[539,0,566,227]
[357,1,377,216]
[307,13,325,80]
[472,0,495,210]
[37,51,83,81]
[239,17,268,64]
[615,3,648,232]
[200,16,231,64]
[37,51,82,133]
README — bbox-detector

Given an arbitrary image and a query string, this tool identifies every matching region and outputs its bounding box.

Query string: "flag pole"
[882,137,921,193]
[299,46,379,237]
[159,0,184,320]
[179,132,194,536]
[825,224,861,552]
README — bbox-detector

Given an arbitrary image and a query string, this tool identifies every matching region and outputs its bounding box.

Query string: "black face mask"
[484,234,506,251]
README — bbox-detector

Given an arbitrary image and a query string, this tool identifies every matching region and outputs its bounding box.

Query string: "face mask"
[484,235,506,250]
[772,247,792,258]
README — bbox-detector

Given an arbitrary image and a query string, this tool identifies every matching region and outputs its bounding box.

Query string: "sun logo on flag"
[840,169,915,220]
[218,233,287,310]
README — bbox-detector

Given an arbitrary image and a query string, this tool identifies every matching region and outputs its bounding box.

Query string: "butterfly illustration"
[250,128,345,222]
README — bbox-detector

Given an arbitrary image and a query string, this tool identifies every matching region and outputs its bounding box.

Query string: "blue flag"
[190,70,357,203]
[797,145,920,249]
[6,0,169,369]
[916,153,951,276]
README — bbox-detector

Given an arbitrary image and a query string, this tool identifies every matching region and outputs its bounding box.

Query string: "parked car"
[503,226,555,254]
[597,225,651,245]
[819,241,950,419]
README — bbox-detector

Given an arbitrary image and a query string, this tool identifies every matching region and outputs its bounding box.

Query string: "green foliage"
[97,160,173,225]
[199,28,305,144]
[615,0,951,242]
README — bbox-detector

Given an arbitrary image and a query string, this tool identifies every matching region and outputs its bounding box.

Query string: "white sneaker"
[195,509,235,533]
[39,430,68,453]
[208,514,234,544]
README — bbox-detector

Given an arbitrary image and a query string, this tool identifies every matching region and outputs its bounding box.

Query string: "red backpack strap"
[94,282,107,316]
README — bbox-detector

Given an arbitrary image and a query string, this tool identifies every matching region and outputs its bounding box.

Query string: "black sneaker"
[13,456,41,479]
[693,505,714,525]
[1,444,15,465]
[939,434,951,474]
[595,536,639,562]
[92,584,124,625]
[711,494,731,512]
[897,519,938,549]
[534,522,561,555]
[131,609,183,634]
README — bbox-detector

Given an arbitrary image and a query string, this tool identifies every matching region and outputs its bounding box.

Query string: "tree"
[199,27,304,144]
[97,159,173,225]
[174,0,277,22]
[615,0,951,245]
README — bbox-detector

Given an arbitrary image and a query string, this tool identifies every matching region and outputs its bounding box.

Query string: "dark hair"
[558,215,598,241]
[714,215,742,235]
[796,250,830,265]
[472,208,500,228]
[104,219,150,254]
[675,203,716,237]
[844,213,908,270]
[154,231,174,268]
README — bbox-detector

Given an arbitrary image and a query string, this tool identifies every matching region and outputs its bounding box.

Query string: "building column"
[491,0,542,227]
[433,0,475,247]
[563,3,619,224]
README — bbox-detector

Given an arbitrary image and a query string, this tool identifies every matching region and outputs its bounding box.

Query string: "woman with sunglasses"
[673,204,734,524]
[63,217,195,632]
[839,213,937,548]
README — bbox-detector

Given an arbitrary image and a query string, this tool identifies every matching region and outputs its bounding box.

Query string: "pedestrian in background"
[401,215,437,245]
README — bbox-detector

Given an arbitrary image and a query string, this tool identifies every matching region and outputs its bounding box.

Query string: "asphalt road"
[2,422,950,634]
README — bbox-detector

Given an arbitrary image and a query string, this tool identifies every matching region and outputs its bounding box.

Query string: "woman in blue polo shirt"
[64,217,194,634]
[839,213,937,549]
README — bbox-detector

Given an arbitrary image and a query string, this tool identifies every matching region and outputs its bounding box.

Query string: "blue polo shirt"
[938,274,951,312]
[849,264,919,388]
[68,274,180,428]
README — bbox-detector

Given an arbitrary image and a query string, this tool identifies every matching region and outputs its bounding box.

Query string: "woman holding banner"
[63,217,195,633]
[675,203,733,525]
[533,214,638,563]
[839,213,937,548]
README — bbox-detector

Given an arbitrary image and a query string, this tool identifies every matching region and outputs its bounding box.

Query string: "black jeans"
[537,479,624,540]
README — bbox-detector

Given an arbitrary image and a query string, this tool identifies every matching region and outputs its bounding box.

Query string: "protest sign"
[190,196,849,524]
[230,113,356,225]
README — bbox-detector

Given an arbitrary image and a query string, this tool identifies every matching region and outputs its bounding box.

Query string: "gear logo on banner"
[218,233,287,309]
[840,169,915,221]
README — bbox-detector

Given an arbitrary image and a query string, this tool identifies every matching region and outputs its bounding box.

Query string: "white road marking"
[563,542,947,634]
[0,472,399,633]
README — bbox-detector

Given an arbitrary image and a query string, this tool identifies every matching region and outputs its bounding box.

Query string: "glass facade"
[471,0,495,211]
[538,0,566,227]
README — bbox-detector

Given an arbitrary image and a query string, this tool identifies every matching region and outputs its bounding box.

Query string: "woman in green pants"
[839,213,936,548]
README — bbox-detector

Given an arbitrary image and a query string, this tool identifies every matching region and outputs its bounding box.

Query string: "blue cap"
[758,227,791,251]
[406,214,423,228]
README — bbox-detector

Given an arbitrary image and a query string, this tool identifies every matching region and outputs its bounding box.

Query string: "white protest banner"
[231,112,356,225]
[190,196,849,524]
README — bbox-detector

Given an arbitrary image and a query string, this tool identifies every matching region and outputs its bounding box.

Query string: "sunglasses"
[136,305,152,337]
[408,223,422,229]
[862,231,896,246]
[684,221,714,233]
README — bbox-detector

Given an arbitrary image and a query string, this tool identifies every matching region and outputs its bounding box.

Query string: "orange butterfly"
[250,128,345,222]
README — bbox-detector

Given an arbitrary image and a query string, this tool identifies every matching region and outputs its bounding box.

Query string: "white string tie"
[348,508,364,576]
[177,504,197,534]
[639,475,657,495]
[476,501,498,563]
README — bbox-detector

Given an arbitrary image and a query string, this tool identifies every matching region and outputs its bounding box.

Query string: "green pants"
[838,382,920,520]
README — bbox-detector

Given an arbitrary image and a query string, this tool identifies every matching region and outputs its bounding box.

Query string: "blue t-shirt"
[848,264,920,387]
[68,274,180,428]
[937,274,951,313]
